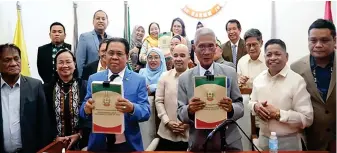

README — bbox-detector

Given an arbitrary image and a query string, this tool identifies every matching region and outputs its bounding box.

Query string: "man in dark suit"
[221,19,247,67]
[82,38,109,81]
[0,44,52,153]
[37,22,71,83]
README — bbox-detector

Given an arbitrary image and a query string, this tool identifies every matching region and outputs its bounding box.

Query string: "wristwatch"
[275,109,281,121]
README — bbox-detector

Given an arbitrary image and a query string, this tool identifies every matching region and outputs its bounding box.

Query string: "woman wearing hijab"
[129,25,145,71]
[139,47,167,95]
[139,22,160,64]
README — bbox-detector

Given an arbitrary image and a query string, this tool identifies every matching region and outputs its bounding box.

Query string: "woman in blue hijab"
[139,47,167,94]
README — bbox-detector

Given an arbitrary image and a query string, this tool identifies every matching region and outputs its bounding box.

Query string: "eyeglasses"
[106,50,126,57]
[197,44,215,53]
[148,56,160,61]
[245,43,259,48]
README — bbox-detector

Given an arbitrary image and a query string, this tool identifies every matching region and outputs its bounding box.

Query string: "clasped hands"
[166,121,188,136]
[55,133,80,150]
[253,101,280,121]
[84,97,134,114]
[187,97,233,114]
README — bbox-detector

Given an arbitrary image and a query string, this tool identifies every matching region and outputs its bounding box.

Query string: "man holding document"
[79,38,151,152]
[177,27,244,152]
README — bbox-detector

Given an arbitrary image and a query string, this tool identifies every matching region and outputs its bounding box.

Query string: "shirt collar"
[267,65,289,78]
[173,67,189,78]
[310,51,335,69]
[95,30,107,39]
[97,60,106,71]
[199,63,214,76]
[108,66,126,80]
[1,76,20,88]
[230,39,240,47]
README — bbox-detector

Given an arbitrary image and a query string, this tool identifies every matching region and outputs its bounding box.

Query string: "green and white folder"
[91,81,124,134]
[194,76,228,129]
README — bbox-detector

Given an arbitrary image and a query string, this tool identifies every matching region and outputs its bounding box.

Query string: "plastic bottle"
[269,132,278,153]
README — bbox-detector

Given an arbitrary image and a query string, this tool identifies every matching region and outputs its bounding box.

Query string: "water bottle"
[269,132,278,153]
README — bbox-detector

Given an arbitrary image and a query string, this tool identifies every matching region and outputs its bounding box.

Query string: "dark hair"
[0,43,21,58]
[50,22,66,34]
[53,49,79,80]
[105,37,130,55]
[99,39,110,50]
[244,28,263,41]
[172,35,182,41]
[308,19,336,38]
[93,10,108,20]
[226,19,241,31]
[264,39,287,52]
[148,22,160,35]
[171,18,186,37]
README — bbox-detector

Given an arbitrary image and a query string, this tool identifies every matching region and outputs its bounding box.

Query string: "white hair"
[194,27,216,45]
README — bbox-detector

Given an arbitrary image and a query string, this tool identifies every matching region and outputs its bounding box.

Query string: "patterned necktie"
[109,74,119,81]
[204,70,212,76]
[232,44,237,66]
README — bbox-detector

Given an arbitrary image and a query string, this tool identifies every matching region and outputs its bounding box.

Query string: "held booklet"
[91,81,124,134]
[158,32,173,57]
[194,76,228,129]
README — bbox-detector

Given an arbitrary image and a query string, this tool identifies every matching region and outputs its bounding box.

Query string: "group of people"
[0,9,335,153]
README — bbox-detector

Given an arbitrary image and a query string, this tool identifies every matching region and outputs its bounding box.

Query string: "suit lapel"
[327,56,336,99]
[227,42,233,62]
[92,30,100,50]
[237,39,246,61]
[301,59,325,103]
[20,76,29,124]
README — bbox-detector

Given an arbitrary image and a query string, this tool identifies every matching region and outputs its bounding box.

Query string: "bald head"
[172,44,190,72]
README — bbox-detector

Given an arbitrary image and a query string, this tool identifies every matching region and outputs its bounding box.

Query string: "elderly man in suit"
[76,10,112,77]
[177,27,244,152]
[221,19,247,67]
[291,19,336,151]
[0,44,51,153]
[37,22,71,83]
[80,38,150,152]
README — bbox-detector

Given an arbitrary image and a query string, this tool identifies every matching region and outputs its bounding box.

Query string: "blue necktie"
[232,45,237,66]
[204,70,212,76]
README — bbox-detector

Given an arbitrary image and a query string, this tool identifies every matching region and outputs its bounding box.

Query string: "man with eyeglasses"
[237,28,267,89]
[177,27,244,152]
[80,38,150,152]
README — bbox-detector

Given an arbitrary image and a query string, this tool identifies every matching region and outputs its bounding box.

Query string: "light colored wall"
[0,0,335,80]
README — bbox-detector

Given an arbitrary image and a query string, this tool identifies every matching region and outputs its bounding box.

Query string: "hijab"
[130,25,145,49]
[141,47,167,85]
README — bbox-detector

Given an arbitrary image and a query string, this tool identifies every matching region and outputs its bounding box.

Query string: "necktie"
[106,73,119,151]
[204,70,212,76]
[109,74,119,81]
[232,45,237,66]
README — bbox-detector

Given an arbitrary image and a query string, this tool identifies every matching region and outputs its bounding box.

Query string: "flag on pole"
[13,1,30,76]
[73,2,79,53]
[324,1,333,22]
[124,1,133,71]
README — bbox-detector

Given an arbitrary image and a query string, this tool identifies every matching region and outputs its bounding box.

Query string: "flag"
[73,2,79,53]
[270,1,276,38]
[124,1,133,71]
[324,1,333,22]
[13,1,30,76]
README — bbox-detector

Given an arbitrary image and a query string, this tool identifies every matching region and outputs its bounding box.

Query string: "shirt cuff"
[162,115,170,125]
[129,105,135,115]
[250,101,258,115]
[279,109,289,122]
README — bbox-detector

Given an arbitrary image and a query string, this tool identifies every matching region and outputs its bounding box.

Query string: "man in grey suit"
[0,44,52,153]
[177,27,244,152]
[76,10,112,77]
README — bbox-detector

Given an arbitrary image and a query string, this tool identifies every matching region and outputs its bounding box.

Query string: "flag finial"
[16,1,21,10]
[73,2,77,8]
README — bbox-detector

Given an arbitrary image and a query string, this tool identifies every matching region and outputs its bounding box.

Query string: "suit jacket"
[177,62,244,151]
[75,30,112,78]
[221,39,246,66]
[0,76,52,153]
[37,43,71,83]
[82,60,99,81]
[291,55,336,151]
[79,68,151,152]
[216,57,236,68]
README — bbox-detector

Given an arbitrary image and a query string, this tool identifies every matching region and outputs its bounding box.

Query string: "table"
[66,151,328,153]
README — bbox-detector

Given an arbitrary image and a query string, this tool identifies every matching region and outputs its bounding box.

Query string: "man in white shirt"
[248,39,313,151]
[237,28,267,88]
